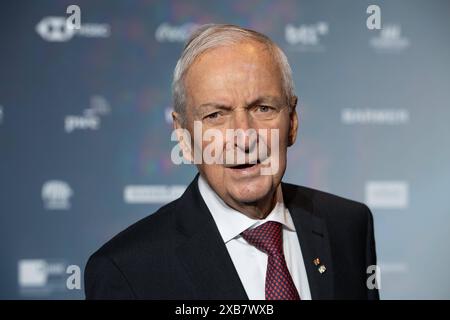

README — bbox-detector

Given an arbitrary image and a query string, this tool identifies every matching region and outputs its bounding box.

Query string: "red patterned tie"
[241,221,301,300]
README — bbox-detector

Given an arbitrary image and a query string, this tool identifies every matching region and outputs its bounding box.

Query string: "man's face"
[175,41,298,213]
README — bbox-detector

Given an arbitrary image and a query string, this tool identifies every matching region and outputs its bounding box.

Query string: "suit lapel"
[282,183,335,299]
[175,174,248,299]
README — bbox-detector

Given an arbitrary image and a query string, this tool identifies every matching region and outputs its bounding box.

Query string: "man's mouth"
[226,159,261,169]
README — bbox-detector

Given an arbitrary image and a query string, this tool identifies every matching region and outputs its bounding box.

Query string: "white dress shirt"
[198,175,312,300]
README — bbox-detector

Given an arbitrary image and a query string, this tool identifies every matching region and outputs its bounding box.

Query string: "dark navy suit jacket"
[85,174,379,300]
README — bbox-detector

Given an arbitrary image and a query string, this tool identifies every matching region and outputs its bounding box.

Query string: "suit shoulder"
[283,182,371,221]
[88,198,180,262]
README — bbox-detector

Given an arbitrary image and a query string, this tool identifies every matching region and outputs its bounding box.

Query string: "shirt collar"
[197,174,296,244]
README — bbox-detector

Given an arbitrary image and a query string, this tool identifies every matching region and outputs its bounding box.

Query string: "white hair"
[172,24,295,126]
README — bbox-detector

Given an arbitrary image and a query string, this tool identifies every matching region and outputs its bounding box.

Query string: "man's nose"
[232,109,251,130]
[231,110,257,152]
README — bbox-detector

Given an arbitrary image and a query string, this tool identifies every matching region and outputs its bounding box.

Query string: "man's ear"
[288,96,299,147]
[172,111,193,163]
[172,111,181,129]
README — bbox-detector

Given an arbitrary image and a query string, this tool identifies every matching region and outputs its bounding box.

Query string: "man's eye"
[257,105,272,112]
[205,112,220,119]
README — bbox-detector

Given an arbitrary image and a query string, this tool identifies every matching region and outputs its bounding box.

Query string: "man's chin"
[228,181,274,204]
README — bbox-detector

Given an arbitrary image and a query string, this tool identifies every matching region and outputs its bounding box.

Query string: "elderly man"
[85,24,379,300]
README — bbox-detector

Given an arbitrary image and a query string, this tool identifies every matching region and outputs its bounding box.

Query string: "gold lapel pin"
[313,258,326,274]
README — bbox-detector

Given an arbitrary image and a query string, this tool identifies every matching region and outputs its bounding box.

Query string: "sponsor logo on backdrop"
[18,259,81,296]
[42,180,73,210]
[36,16,110,42]
[0,105,3,125]
[341,108,409,125]
[370,24,410,53]
[285,22,329,52]
[65,95,110,133]
[365,181,409,209]
[124,185,186,204]
[155,22,200,43]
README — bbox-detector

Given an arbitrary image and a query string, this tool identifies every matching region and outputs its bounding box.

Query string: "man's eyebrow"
[248,96,283,106]
[197,96,283,110]
[197,102,233,110]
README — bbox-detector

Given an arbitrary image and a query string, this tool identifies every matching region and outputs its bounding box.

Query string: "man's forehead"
[186,44,280,87]
[191,40,274,69]
[182,40,284,112]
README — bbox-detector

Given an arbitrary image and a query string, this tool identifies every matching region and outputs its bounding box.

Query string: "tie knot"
[241,221,283,256]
